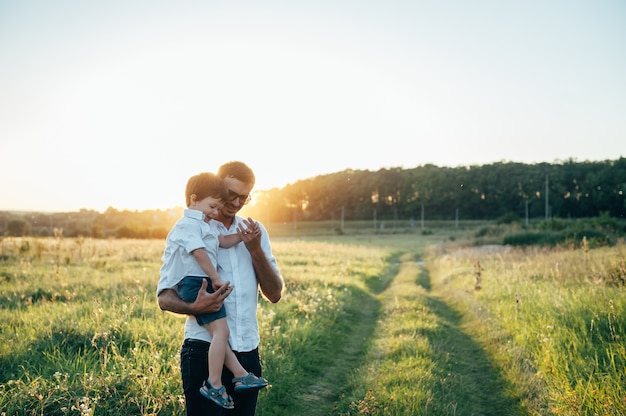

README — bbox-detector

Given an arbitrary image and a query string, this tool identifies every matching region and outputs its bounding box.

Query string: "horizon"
[2,157,622,214]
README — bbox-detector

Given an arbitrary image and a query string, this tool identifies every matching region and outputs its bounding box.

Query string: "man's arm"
[243,234,283,304]
[157,278,233,315]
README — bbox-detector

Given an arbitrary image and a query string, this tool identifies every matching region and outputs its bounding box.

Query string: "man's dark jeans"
[180,339,262,416]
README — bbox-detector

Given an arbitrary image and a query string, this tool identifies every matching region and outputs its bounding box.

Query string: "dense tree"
[2,159,624,237]
[7,219,30,236]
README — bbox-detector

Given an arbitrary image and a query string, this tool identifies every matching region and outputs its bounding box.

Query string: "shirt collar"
[183,209,205,222]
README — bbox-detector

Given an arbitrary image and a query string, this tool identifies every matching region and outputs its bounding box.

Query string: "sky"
[1,0,625,213]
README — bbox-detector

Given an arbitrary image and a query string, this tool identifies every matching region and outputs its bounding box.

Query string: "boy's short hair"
[185,172,229,207]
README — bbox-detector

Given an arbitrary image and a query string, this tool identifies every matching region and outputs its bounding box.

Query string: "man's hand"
[157,279,233,315]
[236,218,283,304]
[238,217,261,250]
[193,278,233,314]
[238,217,261,243]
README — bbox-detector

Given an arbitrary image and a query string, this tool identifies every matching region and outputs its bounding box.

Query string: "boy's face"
[189,195,224,220]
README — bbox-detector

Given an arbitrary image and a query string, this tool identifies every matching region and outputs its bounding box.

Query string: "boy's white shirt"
[183,216,279,353]
[156,209,218,296]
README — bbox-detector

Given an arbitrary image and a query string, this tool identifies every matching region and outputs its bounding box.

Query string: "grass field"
[0,228,624,415]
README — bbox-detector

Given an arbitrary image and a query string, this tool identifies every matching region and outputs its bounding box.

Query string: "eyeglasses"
[228,190,251,205]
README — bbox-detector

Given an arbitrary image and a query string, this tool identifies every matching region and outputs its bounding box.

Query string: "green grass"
[0,232,625,415]
[426,244,626,415]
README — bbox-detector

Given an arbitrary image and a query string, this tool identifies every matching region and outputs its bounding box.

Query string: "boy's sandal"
[232,372,269,391]
[199,380,234,409]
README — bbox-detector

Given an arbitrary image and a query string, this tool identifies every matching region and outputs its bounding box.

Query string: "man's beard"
[220,204,238,218]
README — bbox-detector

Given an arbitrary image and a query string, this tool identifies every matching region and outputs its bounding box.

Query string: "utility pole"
[340,205,344,232]
[525,199,529,226]
[373,209,377,230]
[545,169,549,220]
[394,206,398,229]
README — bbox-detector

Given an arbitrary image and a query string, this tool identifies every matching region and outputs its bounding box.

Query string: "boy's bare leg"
[225,345,251,381]
[205,319,230,398]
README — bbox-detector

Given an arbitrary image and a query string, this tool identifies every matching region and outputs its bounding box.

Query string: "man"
[157,161,284,416]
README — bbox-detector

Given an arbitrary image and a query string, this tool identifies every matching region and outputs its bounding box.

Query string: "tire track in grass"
[408,254,526,415]
[281,252,526,415]
[420,294,526,415]
[284,256,401,415]
[342,253,526,415]
[298,289,383,413]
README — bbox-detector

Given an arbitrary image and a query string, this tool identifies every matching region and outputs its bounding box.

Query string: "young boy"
[157,172,268,409]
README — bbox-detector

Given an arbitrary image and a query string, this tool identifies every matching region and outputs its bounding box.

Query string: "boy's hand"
[211,278,226,290]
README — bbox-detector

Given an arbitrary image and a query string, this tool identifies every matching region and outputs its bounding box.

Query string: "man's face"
[220,177,253,219]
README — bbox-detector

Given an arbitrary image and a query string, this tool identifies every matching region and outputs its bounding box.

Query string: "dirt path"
[290,255,525,415]
[290,260,400,415]
[415,258,526,415]
[420,295,526,415]
[297,290,382,411]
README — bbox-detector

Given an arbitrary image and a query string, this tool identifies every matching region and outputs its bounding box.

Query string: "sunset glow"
[1,1,624,212]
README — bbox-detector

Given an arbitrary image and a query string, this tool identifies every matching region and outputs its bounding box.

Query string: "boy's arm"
[219,233,243,248]
[192,248,223,287]
[218,218,261,248]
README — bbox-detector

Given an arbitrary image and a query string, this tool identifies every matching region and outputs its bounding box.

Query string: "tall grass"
[1,233,624,415]
[0,237,183,415]
[426,242,626,415]
[255,240,394,415]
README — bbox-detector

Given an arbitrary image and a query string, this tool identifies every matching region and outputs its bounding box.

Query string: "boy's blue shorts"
[177,276,227,325]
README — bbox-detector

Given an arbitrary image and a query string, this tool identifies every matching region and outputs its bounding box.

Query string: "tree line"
[2,158,625,238]
[247,158,626,224]
[0,207,181,239]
